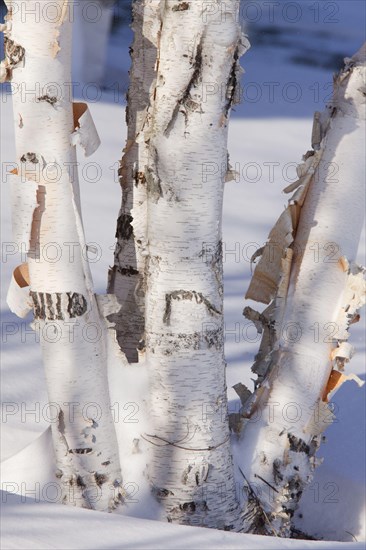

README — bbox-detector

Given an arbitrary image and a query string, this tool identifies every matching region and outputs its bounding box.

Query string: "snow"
[3,492,364,550]
[1,0,365,547]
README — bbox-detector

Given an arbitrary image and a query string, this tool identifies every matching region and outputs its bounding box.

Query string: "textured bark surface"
[4,0,123,511]
[237,46,366,536]
[108,0,162,362]
[143,0,249,529]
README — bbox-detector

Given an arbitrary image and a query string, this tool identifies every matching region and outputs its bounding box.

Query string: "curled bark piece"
[7,264,33,318]
[233,383,252,408]
[0,7,25,83]
[322,369,364,403]
[71,103,101,157]
[334,261,366,341]
[245,148,323,306]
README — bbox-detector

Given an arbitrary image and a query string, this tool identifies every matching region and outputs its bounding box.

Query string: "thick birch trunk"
[237,47,366,536]
[143,0,248,529]
[3,0,123,511]
[108,0,161,362]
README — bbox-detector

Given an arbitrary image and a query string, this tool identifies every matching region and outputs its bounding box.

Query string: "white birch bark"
[108,0,162,362]
[236,46,366,536]
[143,0,249,529]
[3,0,123,511]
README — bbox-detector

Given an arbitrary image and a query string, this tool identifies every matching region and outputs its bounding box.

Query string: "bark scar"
[163,290,221,325]
[224,47,240,119]
[164,36,204,136]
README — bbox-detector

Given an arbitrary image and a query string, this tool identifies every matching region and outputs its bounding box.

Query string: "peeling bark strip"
[144,0,249,530]
[7,0,123,511]
[238,46,366,536]
[108,0,162,362]
[0,34,25,82]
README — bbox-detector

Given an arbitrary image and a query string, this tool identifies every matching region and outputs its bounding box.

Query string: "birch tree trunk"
[142,0,248,529]
[2,0,123,511]
[108,0,161,362]
[236,46,366,536]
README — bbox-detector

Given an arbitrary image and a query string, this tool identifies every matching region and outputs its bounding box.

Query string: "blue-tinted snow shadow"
[2,1,364,118]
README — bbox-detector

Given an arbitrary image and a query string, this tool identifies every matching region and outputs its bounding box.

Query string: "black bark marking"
[67,292,87,318]
[76,475,86,488]
[115,214,134,241]
[57,409,70,454]
[30,291,45,320]
[178,500,208,513]
[200,241,223,296]
[117,266,139,277]
[55,293,64,320]
[287,434,310,455]
[46,293,55,320]
[224,47,240,118]
[172,2,190,11]
[164,36,204,136]
[101,460,111,467]
[133,170,146,186]
[20,152,39,164]
[180,501,196,512]
[39,292,46,319]
[146,166,163,203]
[37,95,58,107]
[31,292,86,320]
[285,475,305,510]
[58,410,66,435]
[273,459,283,484]
[290,528,317,540]
[30,292,42,320]
[69,448,93,455]
[153,487,174,500]
[149,327,223,355]
[282,506,294,518]
[163,290,221,325]
[94,473,108,487]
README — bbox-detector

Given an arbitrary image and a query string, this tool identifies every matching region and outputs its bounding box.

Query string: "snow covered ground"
[1,1,365,548]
